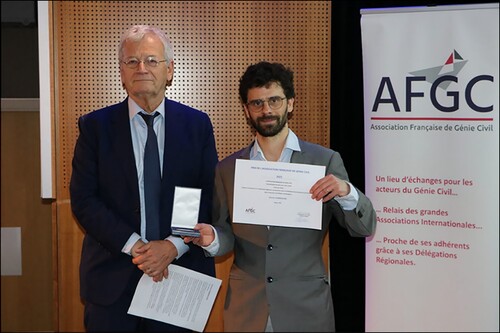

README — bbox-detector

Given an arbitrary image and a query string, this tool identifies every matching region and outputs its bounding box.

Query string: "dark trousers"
[83,284,190,332]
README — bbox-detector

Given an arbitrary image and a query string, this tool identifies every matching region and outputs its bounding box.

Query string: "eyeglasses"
[246,96,287,112]
[122,56,168,69]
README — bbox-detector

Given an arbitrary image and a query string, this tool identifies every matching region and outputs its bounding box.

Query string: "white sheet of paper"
[233,159,325,229]
[171,187,201,228]
[127,264,221,332]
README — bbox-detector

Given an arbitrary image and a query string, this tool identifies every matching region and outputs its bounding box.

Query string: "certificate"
[233,159,325,229]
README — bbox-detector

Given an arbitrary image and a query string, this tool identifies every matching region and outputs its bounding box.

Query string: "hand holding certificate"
[233,159,325,229]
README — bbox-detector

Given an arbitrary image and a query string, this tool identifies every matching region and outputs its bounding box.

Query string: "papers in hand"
[171,187,201,237]
[127,264,222,332]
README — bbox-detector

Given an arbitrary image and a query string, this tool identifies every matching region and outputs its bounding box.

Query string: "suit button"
[267,244,273,251]
[267,277,273,283]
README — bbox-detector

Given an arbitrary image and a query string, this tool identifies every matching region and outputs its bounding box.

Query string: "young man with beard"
[185,61,376,332]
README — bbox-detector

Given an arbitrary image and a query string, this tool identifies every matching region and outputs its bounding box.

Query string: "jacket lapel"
[290,139,307,164]
[109,99,140,201]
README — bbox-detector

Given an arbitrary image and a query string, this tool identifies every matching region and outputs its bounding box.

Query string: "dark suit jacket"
[70,97,218,306]
[211,139,376,332]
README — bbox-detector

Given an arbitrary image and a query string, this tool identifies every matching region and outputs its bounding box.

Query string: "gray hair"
[118,25,174,62]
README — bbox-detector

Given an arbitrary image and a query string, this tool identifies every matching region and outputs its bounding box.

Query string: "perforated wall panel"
[54,0,330,197]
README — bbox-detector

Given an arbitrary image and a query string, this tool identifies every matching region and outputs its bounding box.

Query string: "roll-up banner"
[361,4,499,332]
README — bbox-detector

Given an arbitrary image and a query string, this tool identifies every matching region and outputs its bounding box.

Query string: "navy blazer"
[70,98,218,305]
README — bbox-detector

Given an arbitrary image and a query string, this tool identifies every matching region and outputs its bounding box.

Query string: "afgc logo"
[372,50,494,113]
[409,50,467,89]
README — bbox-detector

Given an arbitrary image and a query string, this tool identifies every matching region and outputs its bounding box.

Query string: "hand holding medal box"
[171,186,201,238]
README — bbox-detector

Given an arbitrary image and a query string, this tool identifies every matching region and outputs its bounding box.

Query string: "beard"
[249,108,289,137]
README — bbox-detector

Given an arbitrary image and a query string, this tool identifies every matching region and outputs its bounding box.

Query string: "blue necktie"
[140,112,161,241]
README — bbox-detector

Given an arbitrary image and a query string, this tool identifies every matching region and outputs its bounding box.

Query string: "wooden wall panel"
[52,1,330,331]
[0,111,53,332]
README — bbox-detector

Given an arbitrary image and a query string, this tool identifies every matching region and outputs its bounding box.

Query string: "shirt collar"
[250,129,301,161]
[128,97,165,120]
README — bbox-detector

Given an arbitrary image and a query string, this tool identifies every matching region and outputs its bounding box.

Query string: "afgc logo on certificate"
[233,159,324,229]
